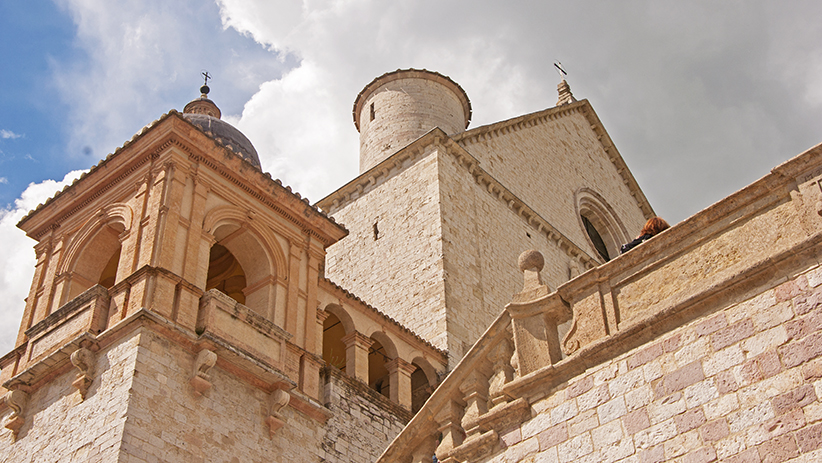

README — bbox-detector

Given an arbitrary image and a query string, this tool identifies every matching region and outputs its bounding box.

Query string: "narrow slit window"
[373,221,380,240]
[370,103,375,121]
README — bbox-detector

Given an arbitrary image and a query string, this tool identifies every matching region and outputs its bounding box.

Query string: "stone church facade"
[1,69,820,463]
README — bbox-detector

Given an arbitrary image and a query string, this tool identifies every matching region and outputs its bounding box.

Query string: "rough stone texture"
[0,326,410,462]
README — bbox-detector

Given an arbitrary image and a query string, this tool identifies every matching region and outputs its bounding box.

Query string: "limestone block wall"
[325,149,448,349]
[322,368,411,462]
[486,267,822,463]
[356,71,470,173]
[456,103,648,259]
[437,149,576,361]
[0,330,139,462]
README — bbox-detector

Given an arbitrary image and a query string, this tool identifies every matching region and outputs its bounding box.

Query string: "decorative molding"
[190,349,217,396]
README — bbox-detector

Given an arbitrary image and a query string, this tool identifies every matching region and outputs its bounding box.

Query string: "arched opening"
[322,313,347,372]
[65,222,125,302]
[581,215,610,262]
[368,338,391,398]
[206,244,247,305]
[576,188,629,264]
[411,366,431,414]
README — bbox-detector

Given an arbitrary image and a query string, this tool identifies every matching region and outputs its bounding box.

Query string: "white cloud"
[0,178,7,185]
[0,171,85,354]
[0,129,22,139]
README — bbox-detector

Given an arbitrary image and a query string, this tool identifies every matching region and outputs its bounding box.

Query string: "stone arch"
[202,206,282,316]
[322,304,353,372]
[575,188,629,263]
[202,205,287,277]
[368,331,397,398]
[410,357,438,414]
[59,204,133,303]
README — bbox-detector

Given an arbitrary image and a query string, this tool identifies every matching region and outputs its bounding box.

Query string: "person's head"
[640,216,670,236]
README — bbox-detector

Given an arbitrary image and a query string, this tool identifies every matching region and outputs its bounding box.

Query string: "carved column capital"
[340,331,373,349]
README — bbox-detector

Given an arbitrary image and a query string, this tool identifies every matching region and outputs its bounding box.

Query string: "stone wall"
[322,367,411,462]
[490,267,822,463]
[1,322,414,462]
[325,147,449,350]
[0,331,139,462]
[437,148,577,361]
[456,103,649,260]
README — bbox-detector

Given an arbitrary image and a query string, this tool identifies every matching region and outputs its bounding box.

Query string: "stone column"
[386,357,416,410]
[341,331,372,383]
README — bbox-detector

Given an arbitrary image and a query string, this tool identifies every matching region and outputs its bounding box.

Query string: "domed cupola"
[183,82,261,169]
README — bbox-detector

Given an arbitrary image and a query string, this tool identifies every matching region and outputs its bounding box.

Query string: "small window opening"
[526,232,531,239]
[582,216,610,261]
[373,221,380,240]
[370,102,375,121]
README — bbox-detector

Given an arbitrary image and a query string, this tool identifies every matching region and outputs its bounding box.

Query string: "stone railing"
[24,285,110,365]
[376,143,822,462]
[197,289,293,373]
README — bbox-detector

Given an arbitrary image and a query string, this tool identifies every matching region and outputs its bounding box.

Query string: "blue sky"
[1,0,821,353]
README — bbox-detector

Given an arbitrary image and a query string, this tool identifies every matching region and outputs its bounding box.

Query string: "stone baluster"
[434,400,464,462]
[459,366,491,438]
[487,336,514,409]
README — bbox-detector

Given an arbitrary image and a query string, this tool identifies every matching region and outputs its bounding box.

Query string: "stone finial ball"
[518,250,544,272]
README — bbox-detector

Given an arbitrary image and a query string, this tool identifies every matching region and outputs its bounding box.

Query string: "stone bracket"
[70,342,96,400]
[265,389,291,438]
[447,429,498,462]
[190,349,217,396]
[4,389,29,439]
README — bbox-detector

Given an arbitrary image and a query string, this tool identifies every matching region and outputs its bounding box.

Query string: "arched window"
[206,244,247,305]
[411,366,430,413]
[64,222,125,302]
[576,189,629,264]
[369,338,391,398]
[322,313,347,372]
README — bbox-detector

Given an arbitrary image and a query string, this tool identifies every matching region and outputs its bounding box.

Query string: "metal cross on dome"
[202,71,212,86]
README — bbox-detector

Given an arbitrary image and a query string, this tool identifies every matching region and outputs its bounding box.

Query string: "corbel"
[190,349,217,396]
[265,389,291,437]
[70,341,96,400]
[4,389,29,439]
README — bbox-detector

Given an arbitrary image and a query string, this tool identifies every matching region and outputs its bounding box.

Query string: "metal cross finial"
[202,71,212,86]
[554,62,567,81]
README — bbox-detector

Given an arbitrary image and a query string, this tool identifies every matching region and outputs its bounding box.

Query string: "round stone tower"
[353,69,472,173]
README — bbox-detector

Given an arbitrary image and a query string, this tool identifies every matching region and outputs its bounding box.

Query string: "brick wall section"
[486,266,822,463]
[0,331,139,462]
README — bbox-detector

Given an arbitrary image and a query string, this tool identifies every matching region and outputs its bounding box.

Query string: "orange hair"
[640,216,670,236]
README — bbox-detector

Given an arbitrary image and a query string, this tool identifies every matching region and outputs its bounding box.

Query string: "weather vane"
[553,61,567,82]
